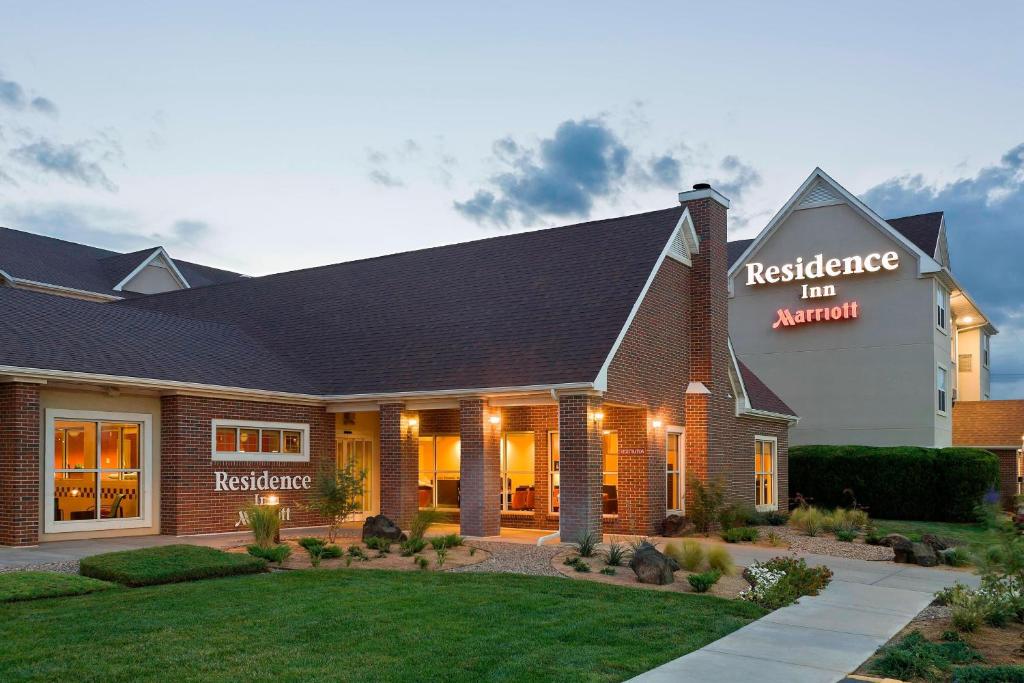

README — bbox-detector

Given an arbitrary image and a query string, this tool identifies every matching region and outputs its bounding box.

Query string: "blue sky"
[1,1,1023,395]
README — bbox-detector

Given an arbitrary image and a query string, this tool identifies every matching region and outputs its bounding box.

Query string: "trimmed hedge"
[790,446,998,521]
[80,544,267,587]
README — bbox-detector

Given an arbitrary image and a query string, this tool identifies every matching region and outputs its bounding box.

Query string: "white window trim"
[754,435,779,512]
[666,426,685,515]
[418,434,460,509]
[935,281,949,335]
[500,431,536,512]
[937,364,949,416]
[211,419,310,462]
[548,430,560,516]
[983,334,991,369]
[44,409,154,534]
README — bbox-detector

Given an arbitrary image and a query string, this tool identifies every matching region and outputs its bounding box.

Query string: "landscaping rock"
[361,515,407,542]
[888,536,939,566]
[921,533,959,551]
[660,514,694,537]
[629,544,677,585]
[910,542,938,566]
[937,548,959,565]
[878,533,911,549]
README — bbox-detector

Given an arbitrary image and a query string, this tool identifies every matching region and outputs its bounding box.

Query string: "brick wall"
[558,394,603,541]
[379,403,419,528]
[458,398,501,536]
[160,395,334,535]
[732,416,790,508]
[0,383,41,546]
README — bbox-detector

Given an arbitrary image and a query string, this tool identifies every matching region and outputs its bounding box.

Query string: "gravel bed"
[0,561,80,575]
[447,541,564,577]
[756,525,895,561]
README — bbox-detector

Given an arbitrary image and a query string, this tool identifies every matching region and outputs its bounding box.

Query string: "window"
[983,334,990,368]
[337,437,373,512]
[212,420,309,462]
[501,432,535,511]
[754,437,777,511]
[418,436,460,509]
[45,410,153,533]
[936,284,948,332]
[547,431,619,515]
[666,431,684,512]
[937,365,948,414]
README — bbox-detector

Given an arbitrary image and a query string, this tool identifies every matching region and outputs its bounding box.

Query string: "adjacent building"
[0,187,795,546]
[728,168,997,448]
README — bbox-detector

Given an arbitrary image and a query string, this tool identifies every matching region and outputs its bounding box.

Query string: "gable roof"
[736,360,796,417]
[117,206,684,397]
[953,400,1024,449]
[0,227,244,298]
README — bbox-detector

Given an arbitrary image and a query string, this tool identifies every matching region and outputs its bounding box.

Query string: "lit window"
[603,431,618,515]
[937,366,948,413]
[549,432,560,513]
[755,437,777,510]
[418,436,460,509]
[211,420,309,462]
[501,432,535,511]
[936,284,948,331]
[666,432,683,512]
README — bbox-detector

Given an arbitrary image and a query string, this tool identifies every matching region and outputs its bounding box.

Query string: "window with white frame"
[983,334,990,368]
[754,437,777,511]
[937,365,948,414]
[45,409,153,533]
[936,284,948,332]
[418,435,460,509]
[549,431,560,513]
[666,430,684,512]
[212,419,309,462]
[501,432,535,511]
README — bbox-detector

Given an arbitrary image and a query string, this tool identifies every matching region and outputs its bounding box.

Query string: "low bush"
[563,556,590,573]
[245,504,280,549]
[430,534,463,551]
[0,571,116,603]
[720,527,759,543]
[790,445,998,521]
[706,546,734,576]
[766,531,784,547]
[364,536,393,552]
[944,546,972,567]
[835,529,856,542]
[599,566,616,576]
[789,506,826,536]
[434,545,449,568]
[247,543,292,565]
[870,631,979,681]
[764,510,788,526]
[603,542,628,567]
[80,545,266,587]
[718,503,763,530]
[297,537,325,552]
[954,665,1024,682]
[409,508,444,541]
[321,544,343,559]
[415,556,429,570]
[346,545,369,561]
[687,570,721,593]
[741,557,832,610]
[574,532,598,558]
[664,540,704,571]
[399,538,427,556]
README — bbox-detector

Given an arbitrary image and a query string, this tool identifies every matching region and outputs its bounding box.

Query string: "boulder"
[361,515,407,542]
[910,542,938,567]
[629,544,677,585]
[921,533,959,552]
[879,533,912,549]
[661,514,694,537]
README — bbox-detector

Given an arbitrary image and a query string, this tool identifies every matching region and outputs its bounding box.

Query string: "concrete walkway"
[630,539,979,683]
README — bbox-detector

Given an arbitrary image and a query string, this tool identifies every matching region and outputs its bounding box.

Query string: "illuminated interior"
[666,432,682,511]
[501,432,535,511]
[215,426,303,455]
[418,436,460,509]
[53,421,141,522]
[755,438,776,509]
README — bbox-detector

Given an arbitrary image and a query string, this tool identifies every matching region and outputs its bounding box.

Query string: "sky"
[1,1,1023,395]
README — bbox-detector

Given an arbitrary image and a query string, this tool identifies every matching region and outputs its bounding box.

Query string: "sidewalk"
[629,539,979,683]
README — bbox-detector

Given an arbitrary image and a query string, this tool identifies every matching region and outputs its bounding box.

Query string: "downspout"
[538,388,562,545]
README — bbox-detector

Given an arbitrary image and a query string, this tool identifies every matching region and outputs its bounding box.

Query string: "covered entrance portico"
[329,391,681,540]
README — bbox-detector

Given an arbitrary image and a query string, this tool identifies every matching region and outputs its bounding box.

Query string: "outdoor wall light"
[489,414,501,425]
[593,411,604,421]
[266,494,280,506]
[407,417,419,427]
[961,316,974,324]
[651,419,663,429]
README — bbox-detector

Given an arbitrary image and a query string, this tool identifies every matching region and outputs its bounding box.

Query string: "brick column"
[0,383,41,546]
[160,395,187,536]
[558,394,603,542]
[379,403,419,529]
[459,398,501,537]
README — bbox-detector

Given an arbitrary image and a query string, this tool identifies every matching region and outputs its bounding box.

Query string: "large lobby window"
[754,437,777,511]
[212,420,308,462]
[548,431,618,515]
[501,432,535,511]
[418,436,460,509]
[667,431,683,512]
[46,410,152,533]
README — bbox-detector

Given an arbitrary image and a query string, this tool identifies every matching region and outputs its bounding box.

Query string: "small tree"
[688,474,725,535]
[304,460,366,543]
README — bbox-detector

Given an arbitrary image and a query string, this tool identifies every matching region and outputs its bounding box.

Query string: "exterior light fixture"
[266,494,280,506]
[407,417,418,427]
[489,414,501,425]
[961,316,974,324]
[602,429,611,436]
[651,419,663,429]
[593,411,604,421]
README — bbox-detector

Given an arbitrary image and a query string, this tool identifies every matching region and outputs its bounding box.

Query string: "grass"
[79,544,267,587]
[0,571,116,603]
[0,569,766,682]
[873,519,998,551]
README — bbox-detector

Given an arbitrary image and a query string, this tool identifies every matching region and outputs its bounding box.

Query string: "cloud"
[0,72,57,115]
[368,168,404,187]
[714,155,762,199]
[167,219,210,246]
[646,154,682,188]
[30,97,58,116]
[9,138,118,191]
[861,143,1024,397]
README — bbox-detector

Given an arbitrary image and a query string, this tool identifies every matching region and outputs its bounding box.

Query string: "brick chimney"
[678,183,733,485]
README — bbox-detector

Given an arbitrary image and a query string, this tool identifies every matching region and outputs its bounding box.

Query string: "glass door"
[337,437,373,514]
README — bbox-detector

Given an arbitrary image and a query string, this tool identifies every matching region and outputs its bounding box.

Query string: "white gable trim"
[594,208,693,391]
[728,338,798,423]
[666,210,698,265]
[727,168,943,286]
[113,247,191,292]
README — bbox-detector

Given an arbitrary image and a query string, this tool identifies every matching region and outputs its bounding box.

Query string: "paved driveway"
[630,539,978,683]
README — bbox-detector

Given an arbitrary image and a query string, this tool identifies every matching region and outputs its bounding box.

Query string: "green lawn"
[79,544,267,586]
[0,569,764,682]
[0,571,116,603]
[874,519,998,550]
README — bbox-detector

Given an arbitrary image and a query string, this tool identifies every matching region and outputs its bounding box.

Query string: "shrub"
[247,543,292,565]
[835,529,857,542]
[790,445,998,521]
[0,571,116,603]
[409,508,444,541]
[563,556,590,572]
[415,556,429,570]
[434,544,449,568]
[431,533,463,549]
[365,536,393,553]
[399,537,427,556]
[766,531,784,547]
[303,461,366,542]
[244,504,280,549]
[80,545,266,587]
[790,506,826,536]
[687,570,721,593]
[944,547,971,567]
[688,475,725,534]
[741,557,832,609]
[869,630,980,681]
[321,544,343,559]
[665,540,704,571]
[764,510,788,526]
[954,665,1024,682]
[599,566,616,576]
[574,531,598,558]
[720,527,759,543]
[604,542,627,567]
[346,545,368,561]
[706,546,734,575]
[297,537,325,552]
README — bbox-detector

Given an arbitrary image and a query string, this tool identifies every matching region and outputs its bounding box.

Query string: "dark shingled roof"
[0,286,317,393]
[119,207,685,396]
[727,211,944,268]
[0,227,244,296]
[737,360,796,417]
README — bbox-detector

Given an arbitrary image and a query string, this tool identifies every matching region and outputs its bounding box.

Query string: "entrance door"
[337,437,373,517]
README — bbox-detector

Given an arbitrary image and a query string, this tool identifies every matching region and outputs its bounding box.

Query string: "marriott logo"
[773,301,859,329]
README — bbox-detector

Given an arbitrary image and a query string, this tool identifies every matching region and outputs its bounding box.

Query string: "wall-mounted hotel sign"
[214,470,312,492]
[745,251,898,329]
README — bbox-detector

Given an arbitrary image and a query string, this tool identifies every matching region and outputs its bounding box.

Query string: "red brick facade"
[953,401,1024,508]
[0,383,41,546]
[458,398,501,536]
[160,395,334,535]
[378,403,420,528]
